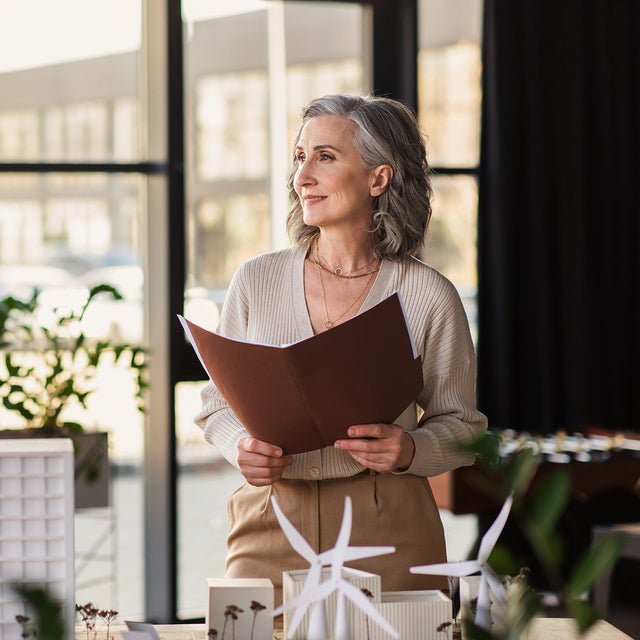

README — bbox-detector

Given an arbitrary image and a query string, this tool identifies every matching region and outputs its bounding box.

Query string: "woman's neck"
[313,233,377,275]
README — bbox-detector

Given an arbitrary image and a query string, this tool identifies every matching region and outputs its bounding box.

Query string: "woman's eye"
[295,153,305,163]
[320,152,333,161]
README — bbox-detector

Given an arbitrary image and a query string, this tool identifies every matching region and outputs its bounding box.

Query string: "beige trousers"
[225,472,448,610]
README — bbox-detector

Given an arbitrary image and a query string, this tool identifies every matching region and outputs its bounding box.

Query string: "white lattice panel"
[0,439,75,639]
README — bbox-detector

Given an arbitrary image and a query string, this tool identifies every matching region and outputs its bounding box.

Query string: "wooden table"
[524,618,633,639]
[76,618,632,639]
[74,624,285,639]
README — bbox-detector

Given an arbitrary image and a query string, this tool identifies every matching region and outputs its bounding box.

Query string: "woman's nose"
[295,161,315,187]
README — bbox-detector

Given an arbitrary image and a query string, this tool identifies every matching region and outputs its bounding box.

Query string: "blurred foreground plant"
[13,584,65,640]
[459,431,624,639]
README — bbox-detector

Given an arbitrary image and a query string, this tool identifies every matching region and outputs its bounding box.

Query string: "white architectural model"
[411,493,514,630]
[271,495,398,640]
[0,439,75,639]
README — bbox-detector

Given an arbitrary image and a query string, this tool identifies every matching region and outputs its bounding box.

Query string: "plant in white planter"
[0,283,148,508]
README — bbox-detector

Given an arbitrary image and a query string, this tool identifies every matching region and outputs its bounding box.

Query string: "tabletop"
[75,618,632,640]
[74,624,284,639]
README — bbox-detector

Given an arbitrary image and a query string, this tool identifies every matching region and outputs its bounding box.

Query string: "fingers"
[334,424,413,473]
[237,437,293,487]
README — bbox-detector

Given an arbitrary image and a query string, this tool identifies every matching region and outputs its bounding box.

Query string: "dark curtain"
[477,1,640,433]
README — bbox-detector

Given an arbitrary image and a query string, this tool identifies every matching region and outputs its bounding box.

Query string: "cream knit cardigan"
[195,245,487,480]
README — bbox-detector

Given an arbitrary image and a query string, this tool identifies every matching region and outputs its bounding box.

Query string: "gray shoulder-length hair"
[286,94,432,260]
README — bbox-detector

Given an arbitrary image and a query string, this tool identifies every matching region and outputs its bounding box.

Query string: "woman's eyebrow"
[295,144,341,152]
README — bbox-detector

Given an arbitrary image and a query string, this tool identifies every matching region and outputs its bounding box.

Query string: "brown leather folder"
[179,292,423,455]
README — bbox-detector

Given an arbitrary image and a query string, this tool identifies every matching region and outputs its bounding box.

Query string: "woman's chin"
[302,213,325,228]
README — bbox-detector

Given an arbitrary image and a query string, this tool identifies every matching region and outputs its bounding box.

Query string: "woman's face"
[293,115,377,233]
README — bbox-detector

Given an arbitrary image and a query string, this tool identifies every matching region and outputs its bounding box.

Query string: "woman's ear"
[370,164,393,197]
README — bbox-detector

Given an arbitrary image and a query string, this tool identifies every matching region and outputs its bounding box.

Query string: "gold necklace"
[316,259,377,329]
[313,239,379,279]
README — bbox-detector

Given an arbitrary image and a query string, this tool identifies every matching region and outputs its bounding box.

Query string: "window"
[418,0,483,340]
[0,0,147,617]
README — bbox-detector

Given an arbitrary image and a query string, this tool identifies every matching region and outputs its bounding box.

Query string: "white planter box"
[459,575,506,638]
[282,567,381,640]
[206,577,274,640]
[354,590,452,640]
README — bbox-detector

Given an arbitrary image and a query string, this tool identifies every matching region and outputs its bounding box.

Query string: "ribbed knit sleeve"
[374,258,487,477]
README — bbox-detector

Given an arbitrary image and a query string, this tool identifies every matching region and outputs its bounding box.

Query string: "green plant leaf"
[507,446,538,498]
[5,353,24,376]
[13,583,65,640]
[529,471,571,535]
[567,598,601,634]
[3,392,36,422]
[61,421,85,434]
[487,543,520,576]
[567,533,624,597]
[461,430,502,464]
[89,283,123,300]
[462,619,496,640]
[525,521,564,568]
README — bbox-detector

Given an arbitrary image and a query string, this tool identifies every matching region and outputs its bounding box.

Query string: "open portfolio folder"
[178,292,423,455]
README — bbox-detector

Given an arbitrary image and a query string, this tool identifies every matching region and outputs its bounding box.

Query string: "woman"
[195,94,487,610]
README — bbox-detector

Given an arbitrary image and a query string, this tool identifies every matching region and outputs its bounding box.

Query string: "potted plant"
[0,283,148,509]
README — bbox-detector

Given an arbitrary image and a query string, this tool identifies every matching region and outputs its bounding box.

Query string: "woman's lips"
[303,195,326,204]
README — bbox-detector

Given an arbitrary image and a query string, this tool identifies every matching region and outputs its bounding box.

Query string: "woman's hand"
[334,423,415,473]
[237,437,293,486]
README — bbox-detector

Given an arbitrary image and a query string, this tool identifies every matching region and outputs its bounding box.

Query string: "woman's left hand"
[334,423,415,473]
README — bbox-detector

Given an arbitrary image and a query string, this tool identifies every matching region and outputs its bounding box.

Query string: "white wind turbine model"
[410,493,514,630]
[271,495,399,640]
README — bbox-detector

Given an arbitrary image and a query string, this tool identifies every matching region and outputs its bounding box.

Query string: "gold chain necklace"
[316,258,377,329]
[313,238,379,279]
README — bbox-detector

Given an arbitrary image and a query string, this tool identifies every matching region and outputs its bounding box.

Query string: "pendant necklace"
[316,257,378,329]
[312,238,379,279]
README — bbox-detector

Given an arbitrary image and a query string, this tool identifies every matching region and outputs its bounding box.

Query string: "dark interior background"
[477,0,640,434]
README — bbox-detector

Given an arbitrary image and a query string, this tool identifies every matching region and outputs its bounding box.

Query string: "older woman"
[195,94,487,609]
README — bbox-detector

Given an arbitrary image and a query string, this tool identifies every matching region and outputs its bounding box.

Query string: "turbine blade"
[342,545,395,561]
[340,581,399,639]
[275,579,335,620]
[317,544,395,566]
[478,493,513,562]
[271,496,318,562]
[483,567,507,606]
[306,601,329,640]
[410,559,480,577]
[334,591,349,640]
[282,561,324,634]
[474,576,491,630]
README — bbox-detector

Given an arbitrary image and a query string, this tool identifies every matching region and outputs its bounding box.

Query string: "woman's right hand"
[237,437,293,486]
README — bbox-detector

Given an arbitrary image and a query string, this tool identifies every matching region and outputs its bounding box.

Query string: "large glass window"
[0,2,141,163]
[0,0,146,619]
